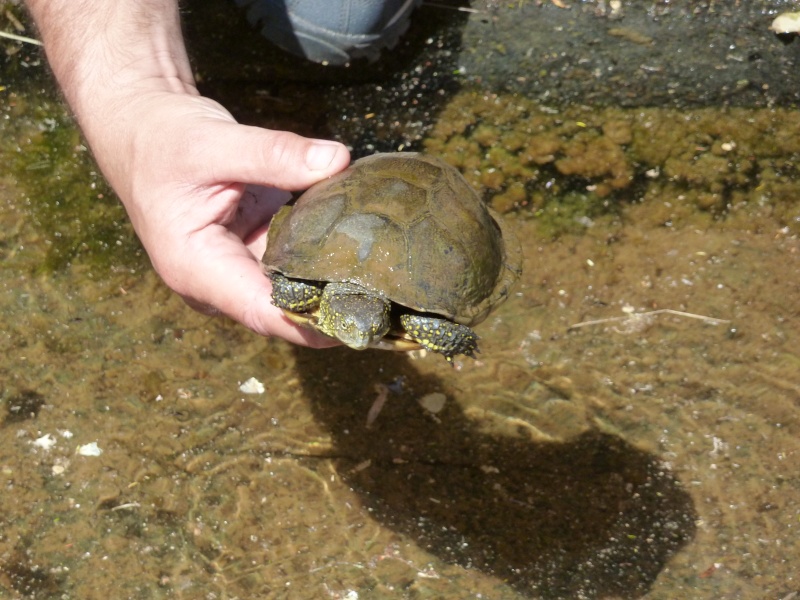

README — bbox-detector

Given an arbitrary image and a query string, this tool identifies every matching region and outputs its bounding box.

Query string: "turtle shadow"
[293,346,697,599]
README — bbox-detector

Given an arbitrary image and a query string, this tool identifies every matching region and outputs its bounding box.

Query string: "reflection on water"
[2,1,800,598]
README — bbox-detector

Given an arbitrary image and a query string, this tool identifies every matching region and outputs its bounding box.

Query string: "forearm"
[25,0,197,191]
[26,0,195,104]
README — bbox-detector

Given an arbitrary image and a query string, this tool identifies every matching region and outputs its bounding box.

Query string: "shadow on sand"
[294,346,697,598]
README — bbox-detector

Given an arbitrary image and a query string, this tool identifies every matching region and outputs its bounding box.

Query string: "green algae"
[2,90,143,275]
[424,90,800,236]
[2,3,143,275]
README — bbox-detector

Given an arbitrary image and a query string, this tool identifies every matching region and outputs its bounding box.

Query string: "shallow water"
[2,1,800,599]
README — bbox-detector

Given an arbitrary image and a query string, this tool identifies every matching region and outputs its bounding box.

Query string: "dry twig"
[568,307,730,333]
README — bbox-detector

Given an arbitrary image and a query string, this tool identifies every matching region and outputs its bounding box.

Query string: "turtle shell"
[262,152,521,326]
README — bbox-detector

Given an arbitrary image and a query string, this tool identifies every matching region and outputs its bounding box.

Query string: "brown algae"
[424,90,800,236]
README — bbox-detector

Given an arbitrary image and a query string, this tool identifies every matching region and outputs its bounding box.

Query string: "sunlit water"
[2,1,799,599]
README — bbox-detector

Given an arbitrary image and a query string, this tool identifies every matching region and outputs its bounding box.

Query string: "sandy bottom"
[2,165,798,598]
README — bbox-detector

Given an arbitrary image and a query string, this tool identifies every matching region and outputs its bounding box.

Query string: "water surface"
[1,1,799,598]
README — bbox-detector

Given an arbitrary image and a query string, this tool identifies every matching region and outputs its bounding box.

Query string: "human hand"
[97,90,351,345]
[25,0,351,345]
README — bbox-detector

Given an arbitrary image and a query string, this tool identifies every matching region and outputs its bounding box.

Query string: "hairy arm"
[25,0,350,344]
[27,0,197,192]
[26,0,196,100]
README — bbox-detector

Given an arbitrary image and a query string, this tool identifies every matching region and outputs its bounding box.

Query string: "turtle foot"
[399,314,479,362]
[270,273,324,312]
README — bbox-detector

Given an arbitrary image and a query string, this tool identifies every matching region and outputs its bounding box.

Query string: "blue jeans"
[234,0,423,65]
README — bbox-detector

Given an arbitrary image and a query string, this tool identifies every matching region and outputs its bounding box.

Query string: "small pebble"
[239,377,265,394]
[77,442,103,457]
[32,434,56,451]
[771,12,800,34]
[418,392,447,414]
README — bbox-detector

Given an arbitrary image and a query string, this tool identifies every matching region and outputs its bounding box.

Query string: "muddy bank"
[458,0,800,108]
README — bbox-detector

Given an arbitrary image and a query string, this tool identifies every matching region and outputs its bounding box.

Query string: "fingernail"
[305,143,341,171]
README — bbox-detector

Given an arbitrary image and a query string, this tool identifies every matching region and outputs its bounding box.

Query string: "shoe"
[234,0,423,65]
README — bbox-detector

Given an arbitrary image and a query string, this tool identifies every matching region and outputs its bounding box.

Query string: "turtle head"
[317,282,391,350]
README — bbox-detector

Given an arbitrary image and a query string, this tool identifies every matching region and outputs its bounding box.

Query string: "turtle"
[262,152,521,361]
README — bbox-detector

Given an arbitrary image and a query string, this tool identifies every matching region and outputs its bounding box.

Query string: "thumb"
[199,121,351,190]
[181,226,338,347]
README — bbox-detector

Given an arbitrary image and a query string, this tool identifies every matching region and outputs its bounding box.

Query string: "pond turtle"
[262,152,521,361]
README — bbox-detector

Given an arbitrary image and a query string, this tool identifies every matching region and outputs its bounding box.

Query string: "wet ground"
[2,1,800,598]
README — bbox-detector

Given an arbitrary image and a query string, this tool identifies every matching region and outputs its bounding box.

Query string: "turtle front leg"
[269,273,324,312]
[399,314,479,362]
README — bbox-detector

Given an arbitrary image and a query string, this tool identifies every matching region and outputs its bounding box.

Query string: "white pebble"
[77,442,103,457]
[771,12,800,34]
[239,377,265,394]
[32,434,56,451]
